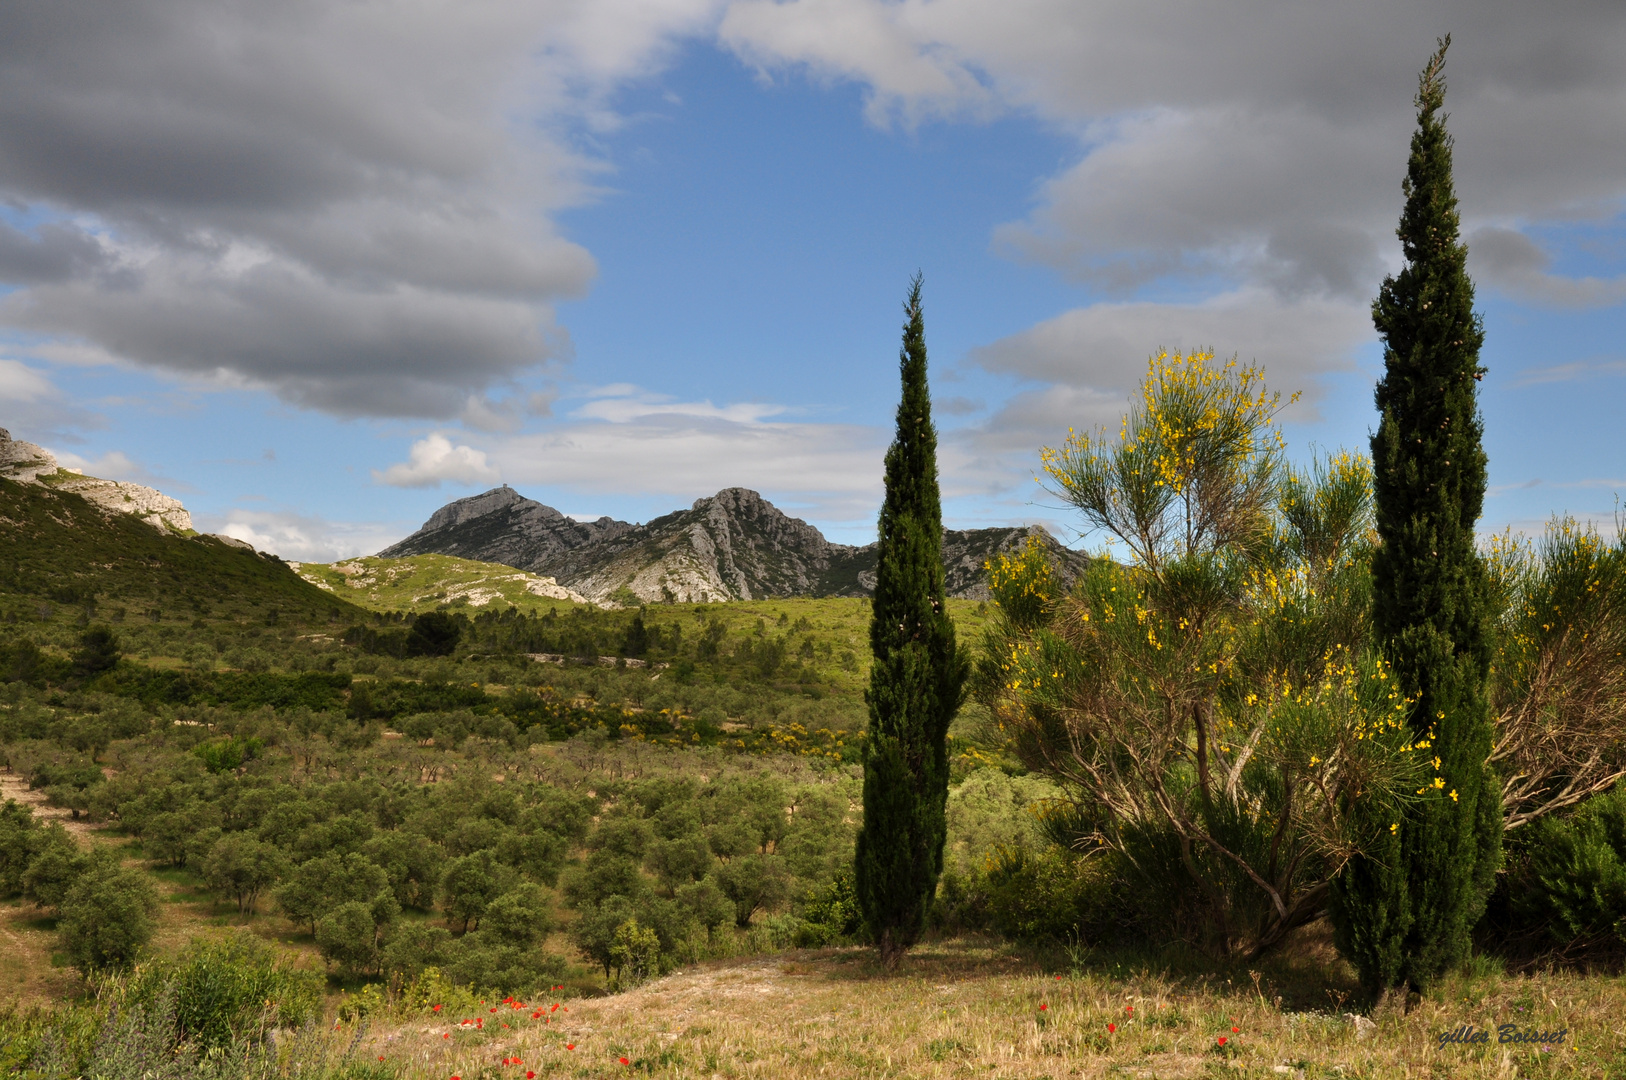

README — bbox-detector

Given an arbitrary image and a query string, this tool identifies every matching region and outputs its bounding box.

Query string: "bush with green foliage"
[59,854,160,974]
[125,934,322,1050]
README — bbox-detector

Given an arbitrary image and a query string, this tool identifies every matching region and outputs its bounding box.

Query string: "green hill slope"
[0,477,364,630]
[291,553,590,614]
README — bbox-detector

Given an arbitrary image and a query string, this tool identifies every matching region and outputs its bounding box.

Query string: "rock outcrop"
[378,485,632,567]
[379,485,1090,604]
[0,428,194,533]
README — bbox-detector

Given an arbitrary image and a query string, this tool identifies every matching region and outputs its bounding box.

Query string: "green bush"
[795,868,863,946]
[125,934,322,1050]
[59,856,159,974]
[1517,784,1626,944]
[979,845,1125,945]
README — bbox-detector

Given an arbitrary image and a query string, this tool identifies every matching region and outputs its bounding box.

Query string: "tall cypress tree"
[1331,36,1501,993]
[855,274,967,969]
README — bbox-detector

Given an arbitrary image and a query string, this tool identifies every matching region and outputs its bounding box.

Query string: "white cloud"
[373,433,501,489]
[0,356,102,434]
[49,448,158,484]
[210,508,404,563]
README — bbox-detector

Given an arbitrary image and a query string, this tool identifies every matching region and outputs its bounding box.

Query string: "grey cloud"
[969,290,1371,398]
[0,0,649,417]
[2,258,560,417]
[728,1,1626,310]
[0,221,112,284]
[1469,227,1626,309]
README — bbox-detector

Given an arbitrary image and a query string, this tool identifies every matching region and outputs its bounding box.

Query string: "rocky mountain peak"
[378,484,1089,605]
[421,485,547,532]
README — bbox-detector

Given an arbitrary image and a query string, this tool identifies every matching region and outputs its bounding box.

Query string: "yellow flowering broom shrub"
[978,352,1424,958]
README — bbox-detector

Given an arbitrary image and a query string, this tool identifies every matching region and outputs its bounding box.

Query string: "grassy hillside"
[292,553,591,614]
[0,477,365,633]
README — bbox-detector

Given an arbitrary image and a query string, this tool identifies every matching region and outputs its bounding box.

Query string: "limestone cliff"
[0,428,194,534]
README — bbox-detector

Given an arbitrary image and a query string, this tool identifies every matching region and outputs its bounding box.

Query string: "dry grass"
[316,937,1619,1080]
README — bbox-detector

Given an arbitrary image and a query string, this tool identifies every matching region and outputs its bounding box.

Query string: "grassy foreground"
[154,939,1604,1080]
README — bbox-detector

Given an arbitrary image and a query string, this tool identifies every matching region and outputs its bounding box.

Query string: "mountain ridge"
[380,486,1088,604]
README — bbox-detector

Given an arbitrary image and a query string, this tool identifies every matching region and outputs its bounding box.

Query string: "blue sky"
[2,2,1624,559]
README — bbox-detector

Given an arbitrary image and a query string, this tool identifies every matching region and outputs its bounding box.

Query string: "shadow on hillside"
[781,922,1363,1014]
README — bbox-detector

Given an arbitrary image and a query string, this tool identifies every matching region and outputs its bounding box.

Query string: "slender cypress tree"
[1331,36,1501,993]
[855,274,967,969]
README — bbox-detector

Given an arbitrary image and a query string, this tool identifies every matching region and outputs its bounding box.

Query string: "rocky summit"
[379,485,1089,604]
[0,427,194,534]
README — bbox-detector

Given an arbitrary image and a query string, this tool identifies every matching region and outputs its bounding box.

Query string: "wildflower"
[432,1004,442,1012]
[620,1057,631,1066]
[1126,1006,1133,1015]
[1039,1004,1048,1011]
[1108,1023,1117,1033]
[528,1074,536,1079]
[1218,1036,1228,1046]
[566,1044,575,1051]
[1232,1026,1240,1033]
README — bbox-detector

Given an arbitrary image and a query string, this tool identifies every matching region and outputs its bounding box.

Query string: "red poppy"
[1232,1026,1239,1033]
[1107,1023,1116,1033]
[442,1034,450,1040]
[551,1004,559,1012]
[1218,1036,1228,1046]
[527,1074,536,1079]
[532,1011,542,1019]
[378,1057,385,1062]
[1039,1004,1048,1011]
[619,1058,630,1066]
[1125,1006,1133,1015]
[566,1044,575,1051]
[432,1004,442,1012]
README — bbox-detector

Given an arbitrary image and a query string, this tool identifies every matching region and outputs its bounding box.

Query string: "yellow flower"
[1449,789,1458,802]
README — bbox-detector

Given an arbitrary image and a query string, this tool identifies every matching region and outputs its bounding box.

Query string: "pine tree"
[854,275,967,969]
[1331,36,1501,994]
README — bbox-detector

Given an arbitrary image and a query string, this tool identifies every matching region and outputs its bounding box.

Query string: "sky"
[2,0,1624,560]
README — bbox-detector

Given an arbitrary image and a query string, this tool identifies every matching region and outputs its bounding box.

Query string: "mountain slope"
[379,486,1090,604]
[0,478,363,625]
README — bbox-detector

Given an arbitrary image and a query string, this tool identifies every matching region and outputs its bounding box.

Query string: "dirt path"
[0,768,99,839]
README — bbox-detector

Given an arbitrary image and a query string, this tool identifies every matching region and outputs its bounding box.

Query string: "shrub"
[125,934,322,1050]
[1516,784,1626,944]
[59,857,159,974]
[609,918,660,989]
[979,845,1125,946]
[796,869,863,946]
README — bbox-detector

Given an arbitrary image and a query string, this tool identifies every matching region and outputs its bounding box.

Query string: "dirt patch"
[0,768,99,839]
